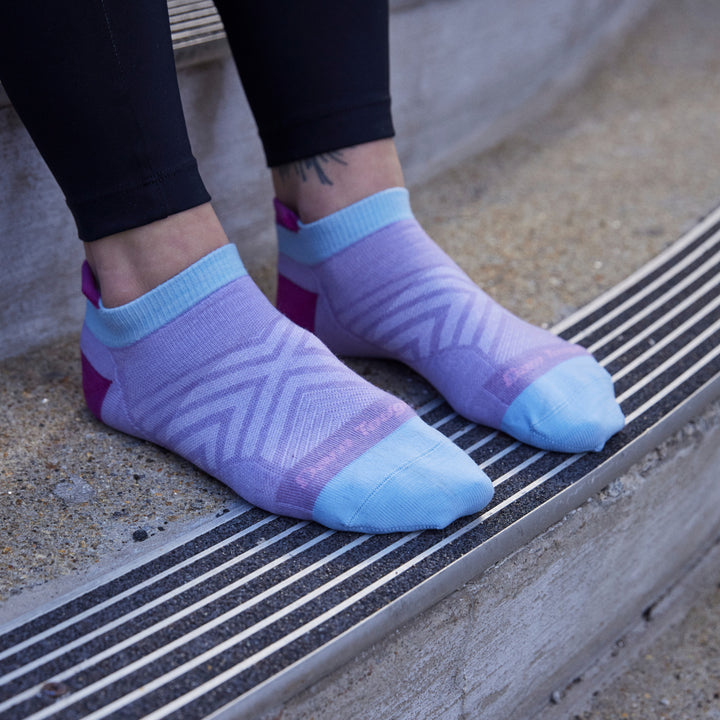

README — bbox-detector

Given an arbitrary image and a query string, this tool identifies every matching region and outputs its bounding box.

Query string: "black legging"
[0,0,393,242]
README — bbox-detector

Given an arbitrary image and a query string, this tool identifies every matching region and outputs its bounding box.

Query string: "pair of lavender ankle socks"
[80,245,493,533]
[276,188,625,453]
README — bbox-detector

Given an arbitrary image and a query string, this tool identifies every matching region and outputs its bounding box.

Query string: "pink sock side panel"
[277,274,318,332]
[81,352,112,421]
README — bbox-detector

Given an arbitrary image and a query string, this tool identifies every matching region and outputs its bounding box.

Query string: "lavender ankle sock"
[276,189,625,453]
[80,245,493,532]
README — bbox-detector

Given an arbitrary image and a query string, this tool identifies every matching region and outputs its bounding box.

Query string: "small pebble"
[132,529,149,542]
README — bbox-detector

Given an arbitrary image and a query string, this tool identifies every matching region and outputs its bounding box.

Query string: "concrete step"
[2,200,720,719]
[2,0,720,717]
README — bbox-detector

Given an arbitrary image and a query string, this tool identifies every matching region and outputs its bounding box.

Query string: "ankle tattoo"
[276,152,348,186]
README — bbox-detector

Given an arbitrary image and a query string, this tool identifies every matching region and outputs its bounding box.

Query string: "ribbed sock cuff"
[278,187,414,265]
[84,244,247,347]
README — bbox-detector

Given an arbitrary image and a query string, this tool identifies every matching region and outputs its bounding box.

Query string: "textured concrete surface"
[0,0,652,359]
[1,0,720,714]
[537,542,720,720]
[575,582,720,720]
[1,0,717,606]
[533,491,720,720]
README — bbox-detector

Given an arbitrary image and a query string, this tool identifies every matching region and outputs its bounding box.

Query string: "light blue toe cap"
[313,416,494,533]
[501,355,625,453]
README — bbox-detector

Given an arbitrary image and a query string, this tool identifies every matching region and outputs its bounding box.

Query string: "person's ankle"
[271,138,404,223]
[84,203,229,307]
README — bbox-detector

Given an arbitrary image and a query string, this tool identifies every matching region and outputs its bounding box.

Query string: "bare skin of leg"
[271,138,404,223]
[84,138,399,307]
[83,203,229,308]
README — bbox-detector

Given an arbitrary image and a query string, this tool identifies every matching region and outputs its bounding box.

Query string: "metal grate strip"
[168,0,226,52]
[2,207,720,720]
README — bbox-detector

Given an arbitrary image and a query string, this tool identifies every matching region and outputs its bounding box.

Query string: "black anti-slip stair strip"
[571,240,720,350]
[2,524,343,701]
[2,204,720,720]
[0,508,280,669]
[593,264,720,354]
[0,504,266,653]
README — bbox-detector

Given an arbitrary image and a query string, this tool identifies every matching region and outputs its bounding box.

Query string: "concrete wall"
[0,0,654,360]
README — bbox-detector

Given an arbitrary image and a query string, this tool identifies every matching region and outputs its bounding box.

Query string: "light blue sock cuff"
[278,187,414,265]
[84,244,247,347]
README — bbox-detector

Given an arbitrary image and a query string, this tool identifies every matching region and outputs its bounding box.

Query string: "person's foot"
[80,244,494,532]
[275,188,625,453]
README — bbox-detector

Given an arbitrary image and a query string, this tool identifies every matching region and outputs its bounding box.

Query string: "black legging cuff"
[262,99,394,167]
[215,0,393,168]
[69,159,210,242]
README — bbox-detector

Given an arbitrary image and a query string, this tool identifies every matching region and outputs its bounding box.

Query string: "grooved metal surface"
[168,1,225,51]
[2,207,720,720]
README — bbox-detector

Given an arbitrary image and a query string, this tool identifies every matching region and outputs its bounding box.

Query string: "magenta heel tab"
[81,261,101,308]
[273,198,300,232]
